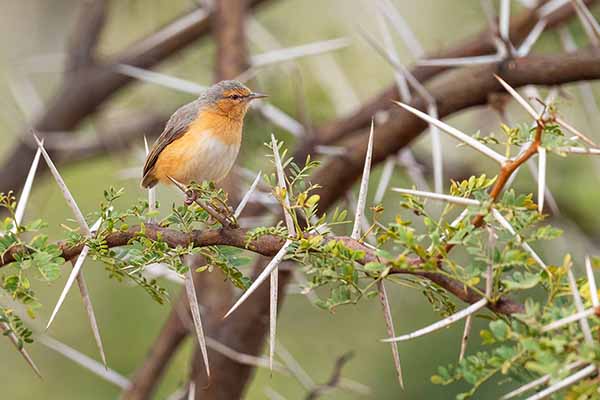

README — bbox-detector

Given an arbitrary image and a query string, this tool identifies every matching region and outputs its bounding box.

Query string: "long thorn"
[392,188,481,206]
[500,361,585,399]
[377,280,404,388]
[184,266,210,376]
[494,75,539,120]
[352,120,374,240]
[34,135,106,364]
[538,147,546,213]
[383,298,488,343]
[585,256,599,307]
[394,102,507,164]
[39,335,129,388]
[523,364,596,400]
[14,144,43,229]
[224,240,293,319]
[234,170,262,218]
[567,267,594,344]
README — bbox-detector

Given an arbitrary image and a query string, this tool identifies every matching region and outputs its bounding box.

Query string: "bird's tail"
[141,172,158,189]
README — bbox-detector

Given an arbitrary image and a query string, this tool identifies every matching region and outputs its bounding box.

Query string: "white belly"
[183,134,240,183]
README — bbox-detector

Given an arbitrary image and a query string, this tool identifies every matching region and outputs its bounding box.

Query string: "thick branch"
[0,225,524,315]
[65,0,108,72]
[312,48,600,212]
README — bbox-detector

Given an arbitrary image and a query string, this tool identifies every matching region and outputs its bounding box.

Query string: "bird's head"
[203,80,267,120]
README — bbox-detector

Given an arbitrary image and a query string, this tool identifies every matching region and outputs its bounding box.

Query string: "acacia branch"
[311,47,600,212]
[0,224,523,316]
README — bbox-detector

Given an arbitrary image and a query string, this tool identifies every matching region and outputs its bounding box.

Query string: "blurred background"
[0,0,599,398]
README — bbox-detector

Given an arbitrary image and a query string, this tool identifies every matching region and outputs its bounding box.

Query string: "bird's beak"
[249,92,268,100]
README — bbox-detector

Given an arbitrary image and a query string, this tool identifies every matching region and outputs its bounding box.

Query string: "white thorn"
[269,265,278,373]
[250,38,350,68]
[556,147,600,155]
[39,335,129,388]
[538,147,546,213]
[235,170,262,218]
[314,145,347,157]
[14,144,43,230]
[494,75,539,120]
[392,187,481,206]
[382,298,488,343]
[567,267,594,344]
[377,0,425,58]
[397,150,431,192]
[254,102,305,138]
[415,54,504,67]
[271,134,295,235]
[276,342,315,389]
[571,0,600,46]
[115,64,205,95]
[33,135,90,235]
[523,364,596,400]
[499,0,511,42]
[375,7,411,102]
[500,361,586,399]
[377,281,404,388]
[224,240,293,319]
[491,209,548,270]
[554,116,598,148]
[352,120,374,240]
[46,246,91,330]
[75,271,107,367]
[517,19,547,56]
[585,256,599,308]
[541,307,597,332]
[374,157,396,204]
[428,104,443,193]
[184,267,210,377]
[394,102,507,165]
[537,0,570,18]
[45,213,103,331]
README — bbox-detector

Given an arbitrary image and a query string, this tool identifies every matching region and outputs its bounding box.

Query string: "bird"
[141,80,267,194]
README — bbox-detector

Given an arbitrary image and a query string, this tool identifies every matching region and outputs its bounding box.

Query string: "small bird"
[141,80,266,193]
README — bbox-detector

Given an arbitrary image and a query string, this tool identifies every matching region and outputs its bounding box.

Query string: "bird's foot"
[184,189,198,206]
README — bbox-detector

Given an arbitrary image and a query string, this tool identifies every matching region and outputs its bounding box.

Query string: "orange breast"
[154,110,243,185]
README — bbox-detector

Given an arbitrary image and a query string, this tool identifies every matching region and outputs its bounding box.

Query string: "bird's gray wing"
[141,99,201,187]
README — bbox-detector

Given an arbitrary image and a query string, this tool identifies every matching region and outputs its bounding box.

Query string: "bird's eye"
[230,94,241,100]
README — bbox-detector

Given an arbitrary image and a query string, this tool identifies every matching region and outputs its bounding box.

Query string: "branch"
[65,0,108,72]
[0,224,524,316]
[311,47,600,212]
[305,352,354,400]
